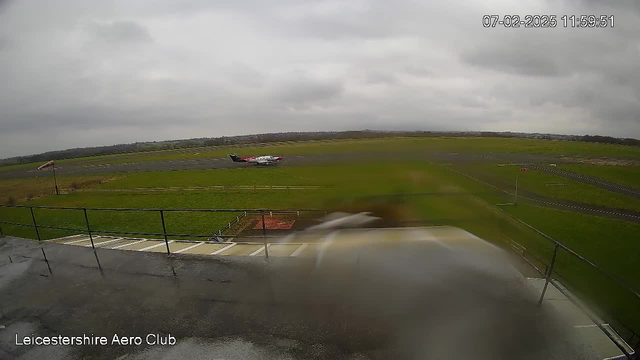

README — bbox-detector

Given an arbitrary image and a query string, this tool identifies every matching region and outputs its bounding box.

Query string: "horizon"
[3,129,639,162]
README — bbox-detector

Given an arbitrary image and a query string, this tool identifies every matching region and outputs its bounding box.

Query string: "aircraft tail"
[229,154,243,162]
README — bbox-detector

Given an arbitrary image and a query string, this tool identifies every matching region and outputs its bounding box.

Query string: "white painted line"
[175,242,204,254]
[111,239,147,249]
[573,324,609,328]
[45,234,83,242]
[64,237,96,245]
[211,243,236,255]
[90,238,123,247]
[138,241,173,251]
[414,229,454,250]
[291,243,308,257]
[250,244,271,256]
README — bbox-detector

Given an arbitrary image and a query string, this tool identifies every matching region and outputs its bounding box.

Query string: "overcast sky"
[1,0,639,157]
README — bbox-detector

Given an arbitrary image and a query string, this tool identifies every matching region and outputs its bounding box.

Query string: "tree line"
[2,130,638,167]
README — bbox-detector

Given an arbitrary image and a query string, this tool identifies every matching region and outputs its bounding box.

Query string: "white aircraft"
[229,154,283,165]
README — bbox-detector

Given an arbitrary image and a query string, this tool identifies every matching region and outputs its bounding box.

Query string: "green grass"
[0,174,117,204]
[559,164,640,190]
[86,137,640,165]
[0,163,419,240]
[1,158,639,335]
[407,164,640,334]
[0,162,474,241]
[458,164,640,211]
[0,191,315,241]
[500,203,640,332]
[5,136,640,171]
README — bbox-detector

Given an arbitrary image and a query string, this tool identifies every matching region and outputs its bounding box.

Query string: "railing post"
[538,243,560,307]
[261,210,269,259]
[30,207,52,274]
[160,210,170,255]
[30,207,41,241]
[41,248,52,274]
[83,208,95,249]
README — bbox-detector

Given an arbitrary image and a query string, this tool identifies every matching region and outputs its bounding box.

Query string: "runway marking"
[64,237,95,245]
[250,244,271,256]
[46,234,83,242]
[291,243,308,257]
[110,239,148,249]
[91,238,124,247]
[139,241,173,251]
[211,243,236,255]
[175,242,204,253]
[574,324,608,328]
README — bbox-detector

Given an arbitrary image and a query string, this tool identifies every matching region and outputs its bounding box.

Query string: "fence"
[212,211,248,239]
[64,185,323,193]
[352,191,640,359]
[1,201,639,358]
[503,213,640,359]
[0,204,324,260]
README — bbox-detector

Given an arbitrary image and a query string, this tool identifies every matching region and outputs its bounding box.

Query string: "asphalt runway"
[0,152,584,180]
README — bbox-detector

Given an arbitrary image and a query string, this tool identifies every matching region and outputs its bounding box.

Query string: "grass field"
[457,164,640,211]
[559,164,640,189]
[0,174,117,204]
[79,137,640,166]
[1,137,640,337]
[4,136,640,171]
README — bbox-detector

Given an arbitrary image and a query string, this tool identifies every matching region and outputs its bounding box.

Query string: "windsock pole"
[53,162,59,195]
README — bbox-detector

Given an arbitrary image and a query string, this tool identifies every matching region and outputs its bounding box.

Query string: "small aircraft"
[229,154,283,165]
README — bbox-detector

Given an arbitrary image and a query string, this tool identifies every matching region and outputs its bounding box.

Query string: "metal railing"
[212,211,248,239]
[63,185,323,193]
[0,204,324,260]
[502,212,640,359]
[1,201,639,358]
[347,190,640,359]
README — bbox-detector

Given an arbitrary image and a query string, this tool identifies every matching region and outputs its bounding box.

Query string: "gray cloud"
[274,78,343,107]
[84,20,153,44]
[0,0,639,157]
[460,43,564,77]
